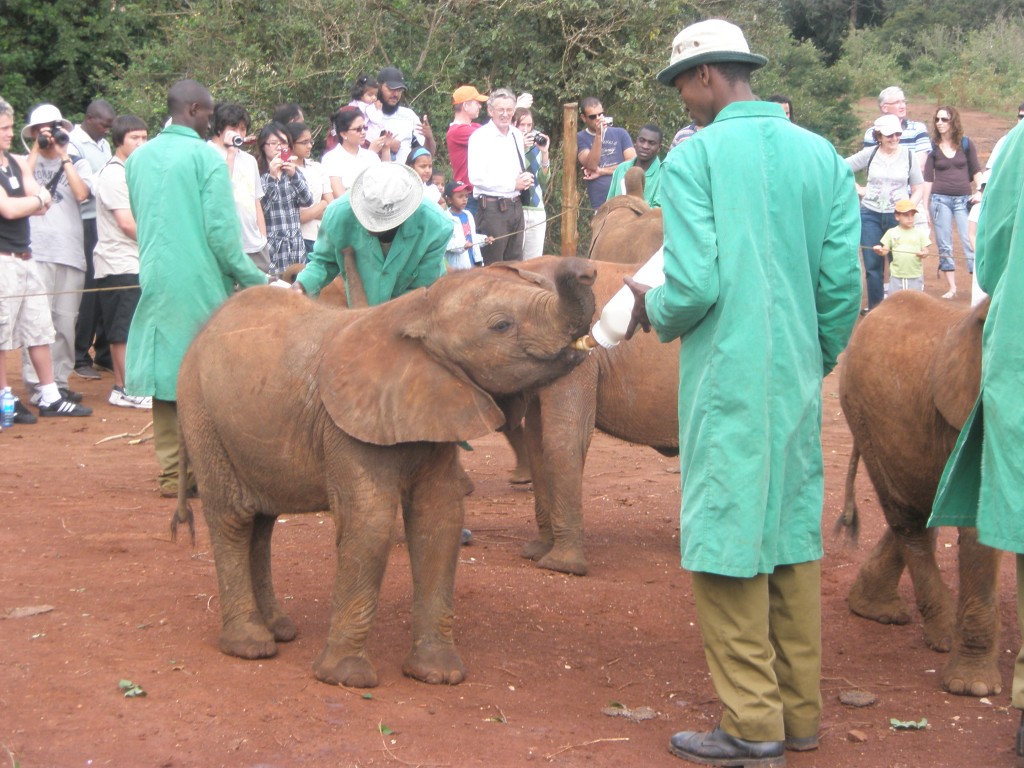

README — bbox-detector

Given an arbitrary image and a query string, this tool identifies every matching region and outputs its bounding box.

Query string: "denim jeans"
[930,193,974,273]
[859,207,897,309]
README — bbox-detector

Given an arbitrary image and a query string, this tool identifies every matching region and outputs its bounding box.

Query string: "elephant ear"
[929,298,988,431]
[317,300,506,446]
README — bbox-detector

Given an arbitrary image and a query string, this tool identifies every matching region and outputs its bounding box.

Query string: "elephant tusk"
[571,335,598,352]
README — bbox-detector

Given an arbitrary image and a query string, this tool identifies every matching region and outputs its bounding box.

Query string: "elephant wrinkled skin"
[511,258,680,575]
[586,168,663,265]
[172,259,596,687]
[838,291,998,696]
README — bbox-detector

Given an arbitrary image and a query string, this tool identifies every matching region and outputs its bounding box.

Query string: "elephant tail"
[170,435,196,547]
[835,443,861,543]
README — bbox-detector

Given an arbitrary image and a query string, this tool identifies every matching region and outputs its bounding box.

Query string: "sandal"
[941,290,957,299]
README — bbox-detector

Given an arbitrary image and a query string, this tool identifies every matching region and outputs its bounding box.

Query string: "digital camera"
[531,131,548,148]
[37,121,70,149]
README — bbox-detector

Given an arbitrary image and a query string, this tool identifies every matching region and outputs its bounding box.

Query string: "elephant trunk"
[553,258,597,340]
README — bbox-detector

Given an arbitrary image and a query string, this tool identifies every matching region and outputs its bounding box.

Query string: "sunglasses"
[584,111,605,120]
[935,116,951,122]
[1018,113,1024,121]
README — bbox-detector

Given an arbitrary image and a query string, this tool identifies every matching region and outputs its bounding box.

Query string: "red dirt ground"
[1,103,1018,768]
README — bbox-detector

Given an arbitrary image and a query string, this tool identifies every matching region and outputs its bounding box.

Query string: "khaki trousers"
[1014,555,1024,709]
[152,398,187,493]
[691,560,822,743]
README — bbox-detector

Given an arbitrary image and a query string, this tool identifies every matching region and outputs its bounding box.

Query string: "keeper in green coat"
[125,80,270,498]
[929,120,1024,760]
[624,20,861,767]
[294,163,449,305]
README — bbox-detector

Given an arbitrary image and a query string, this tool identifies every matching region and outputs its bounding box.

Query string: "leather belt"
[478,194,518,201]
[0,251,31,260]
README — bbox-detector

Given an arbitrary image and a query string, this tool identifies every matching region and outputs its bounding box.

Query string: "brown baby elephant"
[839,290,997,696]
[586,167,664,265]
[171,259,596,687]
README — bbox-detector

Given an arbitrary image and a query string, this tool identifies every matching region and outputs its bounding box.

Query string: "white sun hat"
[21,103,73,143]
[349,163,424,232]
[657,19,768,87]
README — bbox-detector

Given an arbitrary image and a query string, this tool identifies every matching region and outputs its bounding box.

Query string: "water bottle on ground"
[1,387,15,428]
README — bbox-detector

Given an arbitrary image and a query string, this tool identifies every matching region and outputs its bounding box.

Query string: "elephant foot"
[508,466,532,484]
[313,647,378,688]
[921,616,954,653]
[402,644,466,685]
[942,653,1002,697]
[521,538,553,561]
[848,580,911,625]
[537,546,588,576]
[219,614,277,659]
[267,613,297,643]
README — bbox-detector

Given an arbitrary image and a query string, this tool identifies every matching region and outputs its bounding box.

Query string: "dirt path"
[1,105,1018,768]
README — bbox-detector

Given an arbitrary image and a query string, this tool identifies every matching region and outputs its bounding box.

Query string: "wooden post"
[561,102,578,257]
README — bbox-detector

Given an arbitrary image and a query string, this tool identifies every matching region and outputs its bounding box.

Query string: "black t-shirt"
[0,151,31,252]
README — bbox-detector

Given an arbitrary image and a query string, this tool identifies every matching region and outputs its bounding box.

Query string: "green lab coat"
[929,122,1024,553]
[125,125,267,400]
[296,195,449,306]
[645,101,861,577]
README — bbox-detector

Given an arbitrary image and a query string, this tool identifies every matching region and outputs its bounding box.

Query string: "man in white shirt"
[69,99,115,380]
[208,102,268,271]
[467,88,534,264]
[93,114,151,409]
[377,67,435,164]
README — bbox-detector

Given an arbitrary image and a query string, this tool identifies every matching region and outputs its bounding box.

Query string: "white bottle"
[589,247,666,348]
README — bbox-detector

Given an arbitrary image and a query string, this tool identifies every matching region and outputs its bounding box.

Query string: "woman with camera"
[512,107,549,260]
[256,122,313,275]
[19,104,95,414]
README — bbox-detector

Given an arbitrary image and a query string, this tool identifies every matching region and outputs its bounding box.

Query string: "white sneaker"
[109,387,152,409]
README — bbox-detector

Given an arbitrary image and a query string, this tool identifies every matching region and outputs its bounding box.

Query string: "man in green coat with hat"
[126,79,270,497]
[929,119,1024,763]
[625,18,861,766]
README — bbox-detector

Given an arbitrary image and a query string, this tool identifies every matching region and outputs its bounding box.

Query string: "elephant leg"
[250,514,296,643]
[896,524,956,652]
[313,450,399,688]
[400,445,466,685]
[504,421,532,484]
[520,397,553,561]
[206,507,277,659]
[943,528,1003,696]
[530,367,597,576]
[848,528,912,626]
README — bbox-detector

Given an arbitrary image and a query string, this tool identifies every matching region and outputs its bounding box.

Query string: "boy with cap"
[873,198,931,295]
[443,180,490,270]
[623,18,861,766]
[377,67,435,164]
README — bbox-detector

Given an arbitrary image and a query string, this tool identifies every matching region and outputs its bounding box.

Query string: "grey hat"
[657,19,767,87]
[349,164,423,232]
[378,67,407,90]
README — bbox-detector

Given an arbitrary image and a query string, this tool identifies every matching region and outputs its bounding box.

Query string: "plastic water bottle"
[589,247,666,349]
[1,387,15,428]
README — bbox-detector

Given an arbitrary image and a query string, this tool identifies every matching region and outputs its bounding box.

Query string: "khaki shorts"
[0,256,56,350]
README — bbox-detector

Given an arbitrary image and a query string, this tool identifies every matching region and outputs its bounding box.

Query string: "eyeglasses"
[349,125,368,133]
[935,116,951,123]
[584,111,605,120]
[263,140,287,149]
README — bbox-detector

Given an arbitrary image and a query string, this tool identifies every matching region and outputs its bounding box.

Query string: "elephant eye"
[489,317,514,333]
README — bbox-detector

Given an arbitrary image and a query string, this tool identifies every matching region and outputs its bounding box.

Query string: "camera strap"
[43,154,81,196]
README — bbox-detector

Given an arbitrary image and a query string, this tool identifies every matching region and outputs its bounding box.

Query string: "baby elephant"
[172,260,596,687]
[839,291,996,696]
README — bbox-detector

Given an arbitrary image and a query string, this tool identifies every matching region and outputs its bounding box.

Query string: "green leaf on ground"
[118,679,147,698]
[890,717,927,730]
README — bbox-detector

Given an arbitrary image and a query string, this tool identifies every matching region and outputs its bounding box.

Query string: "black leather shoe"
[669,727,785,766]
[784,734,818,752]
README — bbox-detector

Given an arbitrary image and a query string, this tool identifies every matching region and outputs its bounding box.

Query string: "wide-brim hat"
[350,164,423,232]
[657,19,767,87]
[21,103,73,142]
